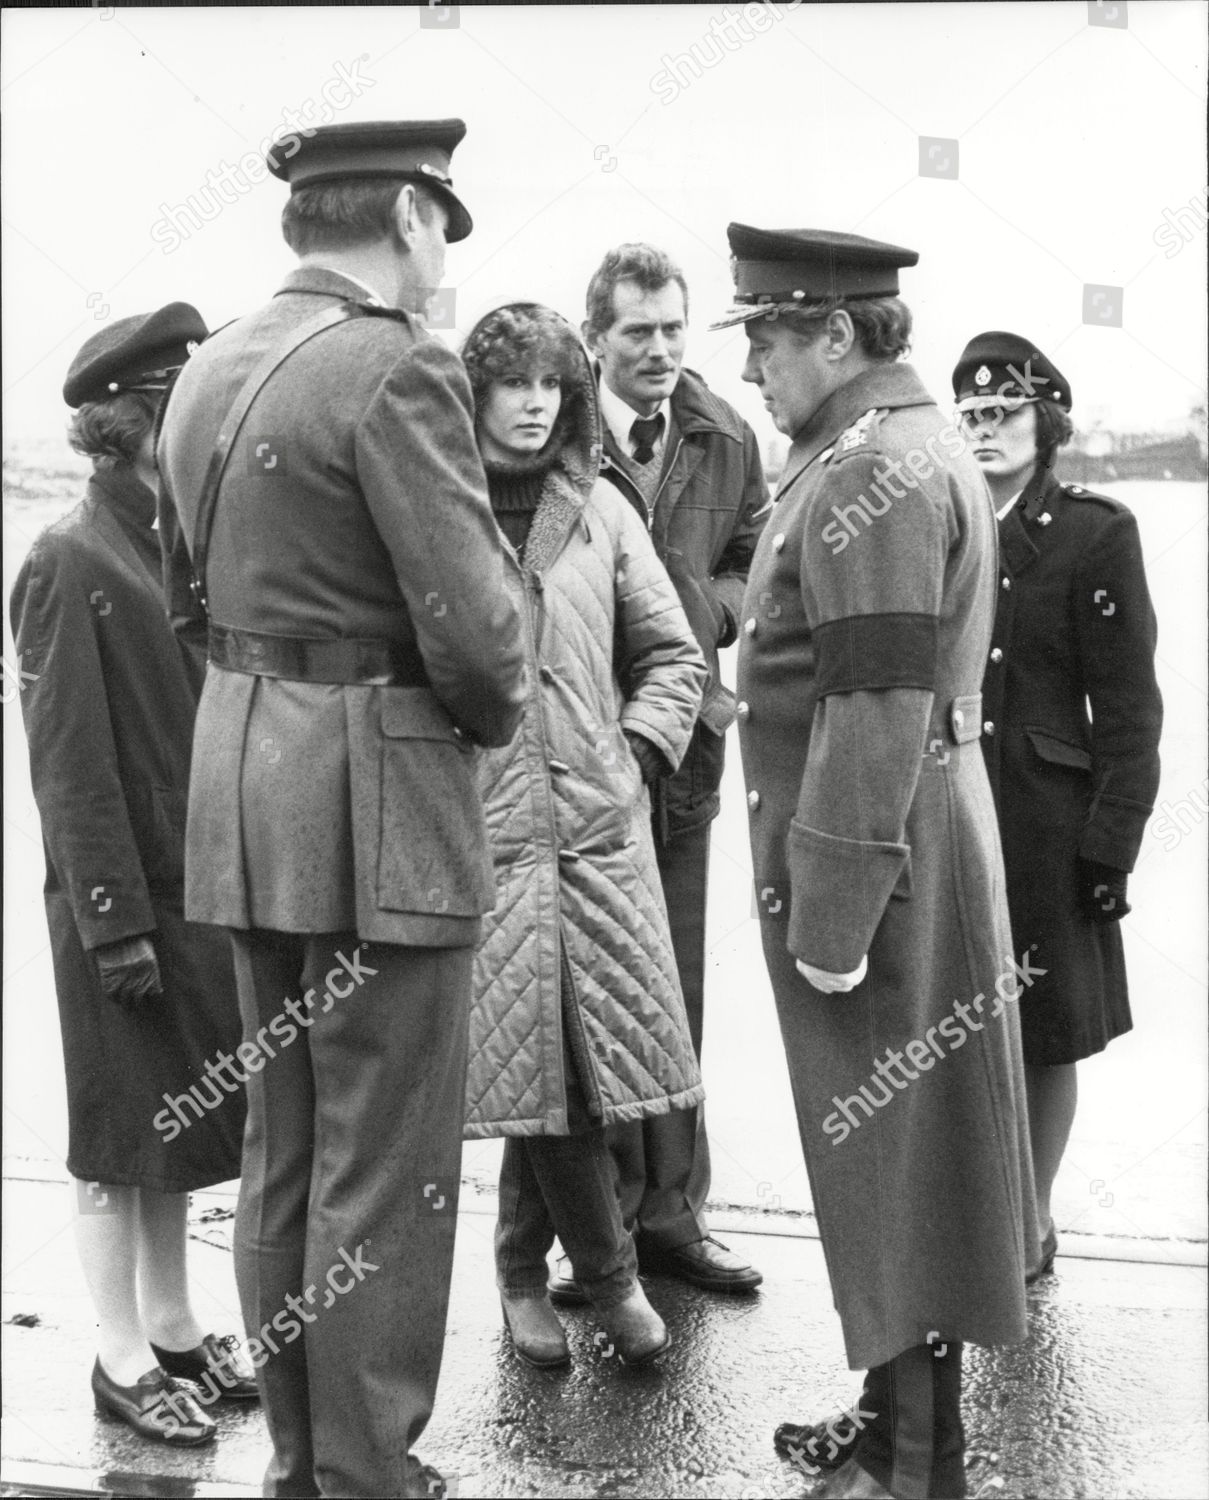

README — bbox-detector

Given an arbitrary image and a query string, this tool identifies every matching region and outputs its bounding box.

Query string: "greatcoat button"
[989,647,1003,663]
[772,533,786,552]
[744,617,758,637]
[736,701,750,721]
[983,721,995,736]
[953,709,964,730]
[747,789,761,810]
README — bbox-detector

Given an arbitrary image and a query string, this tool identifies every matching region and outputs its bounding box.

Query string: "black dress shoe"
[547,1255,589,1307]
[1026,1225,1058,1286]
[91,1358,216,1446]
[151,1332,260,1400]
[773,1414,859,1474]
[638,1236,763,1293]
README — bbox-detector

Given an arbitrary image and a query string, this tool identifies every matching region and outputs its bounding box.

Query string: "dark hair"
[67,392,157,467]
[584,243,689,341]
[1032,398,1074,472]
[777,296,912,362]
[281,177,438,255]
[460,304,584,406]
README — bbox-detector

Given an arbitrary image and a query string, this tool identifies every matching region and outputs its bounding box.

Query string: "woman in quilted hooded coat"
[460,303,707,1369]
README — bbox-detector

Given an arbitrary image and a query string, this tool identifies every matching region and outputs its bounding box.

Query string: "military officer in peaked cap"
[714,228,1039,1497]
[954,331,1161,1296]
[157,120,525,1498]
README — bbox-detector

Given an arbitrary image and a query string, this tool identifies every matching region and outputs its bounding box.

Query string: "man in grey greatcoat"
[157,120,525,1500]
[713,225,1040,1498]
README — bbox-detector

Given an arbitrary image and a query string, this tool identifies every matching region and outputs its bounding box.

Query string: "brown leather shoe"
[592,1283,669,1366]
[500,1292,570,1369]
[151,1332,259,1400]
[547,1254,589,1306]
[638,1236,763,1293]
[91,1358,216,1445]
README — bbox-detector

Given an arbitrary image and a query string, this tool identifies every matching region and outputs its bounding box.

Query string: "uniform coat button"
[736,701,751,722]
[747,789,761,810]
[983,721,995,736]
[772,533,786,552]
[1001,576,1011,591]
[989,647,1003,663]
[953,708,965,730]
[744,617,758,637]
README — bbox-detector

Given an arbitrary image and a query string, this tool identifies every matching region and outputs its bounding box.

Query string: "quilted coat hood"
[459,302,603,502]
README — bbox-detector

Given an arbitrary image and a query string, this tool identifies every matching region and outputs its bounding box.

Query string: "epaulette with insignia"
[828,407,884,463]
[1061,482,1124,512]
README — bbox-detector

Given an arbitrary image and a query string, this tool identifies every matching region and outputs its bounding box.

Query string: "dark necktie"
[630,413,664,466]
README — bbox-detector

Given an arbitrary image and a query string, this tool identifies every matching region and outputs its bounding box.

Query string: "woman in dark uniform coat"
[953,332,1163,1275]
[9,308,255,1445]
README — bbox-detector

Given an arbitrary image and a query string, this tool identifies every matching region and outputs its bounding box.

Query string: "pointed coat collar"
[997,467,1060,578]
[776,362,936,498]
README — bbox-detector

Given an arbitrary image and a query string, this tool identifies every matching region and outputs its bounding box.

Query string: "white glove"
[795,954,868,994]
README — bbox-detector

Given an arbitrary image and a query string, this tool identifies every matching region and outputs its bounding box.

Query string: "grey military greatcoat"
[736,361,1040,1371]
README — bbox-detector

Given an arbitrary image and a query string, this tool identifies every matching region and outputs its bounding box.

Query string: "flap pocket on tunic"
[376,689,493,917]
[1025,728,1092,773]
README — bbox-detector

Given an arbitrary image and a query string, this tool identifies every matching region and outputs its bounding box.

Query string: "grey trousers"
[604,820,711,1250]
[230,928,471,1500]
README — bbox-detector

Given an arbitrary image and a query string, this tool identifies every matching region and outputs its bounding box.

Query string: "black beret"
[63,302,208,409]
[952,331,1071,412]
[266,118,473,243]
[711,224,919,329]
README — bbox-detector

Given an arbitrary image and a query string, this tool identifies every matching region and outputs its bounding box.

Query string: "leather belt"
[208,624,428,687]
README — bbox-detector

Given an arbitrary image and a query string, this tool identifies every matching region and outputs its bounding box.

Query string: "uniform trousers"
[604,820,711,1250]
[229,928,471,1500]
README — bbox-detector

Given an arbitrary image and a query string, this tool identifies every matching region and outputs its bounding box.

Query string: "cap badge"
[186,340,199,357]
[975,365,992,387]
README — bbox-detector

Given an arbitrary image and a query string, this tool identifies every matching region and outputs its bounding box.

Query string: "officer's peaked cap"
[63,302,208,409]
[952,331,1071,413]
[711,225,919,329]
[266,119,473,243]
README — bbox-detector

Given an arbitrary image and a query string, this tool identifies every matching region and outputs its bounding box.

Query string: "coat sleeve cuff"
[786,819,910,970]
[1078,794,1154,872]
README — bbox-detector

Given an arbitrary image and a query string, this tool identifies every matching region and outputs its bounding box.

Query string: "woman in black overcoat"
[9,307,255,1445]
[953,332,1163,1275]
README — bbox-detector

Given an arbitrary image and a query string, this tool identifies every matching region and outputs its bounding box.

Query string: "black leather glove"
[624,730,667,785]
[1079,861,1131,923]
[95,935,163,1004]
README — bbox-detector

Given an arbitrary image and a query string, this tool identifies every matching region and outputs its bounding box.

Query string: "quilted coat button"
[989,647,1003,663]
[744,617,758,637]
[736,701,750,722]
[772,532,786,553]
[747,789,760,811]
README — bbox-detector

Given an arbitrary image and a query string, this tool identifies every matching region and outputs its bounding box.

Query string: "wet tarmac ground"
[2,1175,1205,1500]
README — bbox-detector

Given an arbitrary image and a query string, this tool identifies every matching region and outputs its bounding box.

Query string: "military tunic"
[736,362,1039,1370]
[982,472,1162,1064]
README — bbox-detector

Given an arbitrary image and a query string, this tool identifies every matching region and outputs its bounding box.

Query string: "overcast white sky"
[2,2,1206,445]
